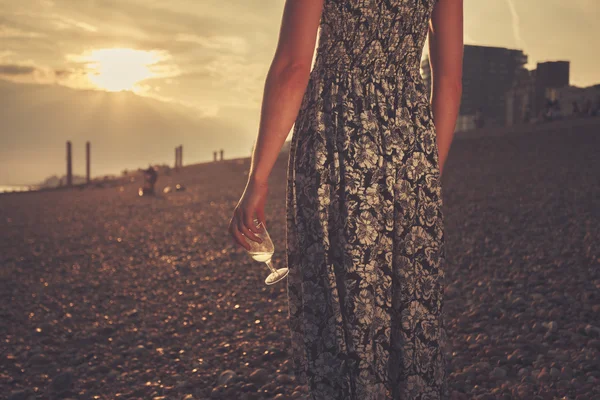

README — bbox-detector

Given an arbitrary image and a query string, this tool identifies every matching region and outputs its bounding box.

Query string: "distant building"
[506,69,535,126]
[421,45,528,130]
[422,54,476,130]
[553,84,600,117]
[461,45,528,128]
[533,61,570,117]
[507,61,570,123]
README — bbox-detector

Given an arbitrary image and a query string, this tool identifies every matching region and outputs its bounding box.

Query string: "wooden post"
[213,151,217,162]
[175,147,179,170]
[220,149,224,161]
[66,141,72,187]
[179,145,183,168]
[86,141,91,184]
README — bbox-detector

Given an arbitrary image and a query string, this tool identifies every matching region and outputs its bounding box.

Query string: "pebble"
[490,367,507,380]
[218,370,236,385]
[1,129,599,399]
[546,321,559,332]
[7,390,36,400]
[241,383,257,392]
[584,325,600,337]
[276,374,294,384]
[28,354,49,366]
[537,368,551,382]
[248,368,269,386]
[51,371,74,392]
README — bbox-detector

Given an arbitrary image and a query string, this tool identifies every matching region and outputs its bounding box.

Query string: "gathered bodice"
[312,0,437,81]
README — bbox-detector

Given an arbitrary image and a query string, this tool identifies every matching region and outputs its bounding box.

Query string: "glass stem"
[265,260,277,274]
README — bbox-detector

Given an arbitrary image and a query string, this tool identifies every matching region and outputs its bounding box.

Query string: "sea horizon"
[0,185,37,194]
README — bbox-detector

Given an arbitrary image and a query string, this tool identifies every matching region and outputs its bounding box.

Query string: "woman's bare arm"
[248,0,324,184]
[428,0,464,177]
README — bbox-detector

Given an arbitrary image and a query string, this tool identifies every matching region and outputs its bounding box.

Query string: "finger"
[238,212,262,243]
[228,219,239,240]
[231,224,251,251]
[230,214,251,250]
[240,221,262,243]
[257,209,267,231]
[244,210,262,235]
[231,218,251,250]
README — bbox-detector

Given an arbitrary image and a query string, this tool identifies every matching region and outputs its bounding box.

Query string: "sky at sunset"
[1,0,599,185]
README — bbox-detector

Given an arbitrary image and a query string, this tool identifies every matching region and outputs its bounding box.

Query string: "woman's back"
[313,0,437,83]
[287,1,450,399]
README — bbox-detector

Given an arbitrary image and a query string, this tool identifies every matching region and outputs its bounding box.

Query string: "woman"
[229,0,463,398]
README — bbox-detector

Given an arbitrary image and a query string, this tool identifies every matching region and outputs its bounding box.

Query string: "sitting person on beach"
[141,166,158,195]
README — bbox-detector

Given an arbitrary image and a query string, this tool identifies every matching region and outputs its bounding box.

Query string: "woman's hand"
[228,178,268,251]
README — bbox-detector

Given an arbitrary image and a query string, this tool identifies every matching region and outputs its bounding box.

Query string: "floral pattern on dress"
[286,0,449,399]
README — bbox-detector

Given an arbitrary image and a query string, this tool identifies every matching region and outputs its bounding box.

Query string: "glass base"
[265,268,289,285]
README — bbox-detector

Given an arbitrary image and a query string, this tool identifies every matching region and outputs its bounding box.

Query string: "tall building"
[421,45,528,130]
[506,69,535,126]
[461,45,528,127]
[533,61,570,116]
[506,61,570,124]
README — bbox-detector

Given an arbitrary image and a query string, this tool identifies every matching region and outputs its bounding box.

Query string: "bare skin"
[229,0,324,250]
[229,0,463,250]
[429,0,464,177]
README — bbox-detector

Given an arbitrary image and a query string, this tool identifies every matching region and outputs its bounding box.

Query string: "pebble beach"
[1,122,599,400]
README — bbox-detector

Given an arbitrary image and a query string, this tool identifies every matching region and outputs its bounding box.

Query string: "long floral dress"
[285,0,449,399]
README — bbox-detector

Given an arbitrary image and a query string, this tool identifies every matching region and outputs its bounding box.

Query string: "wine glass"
[244,218,289,285]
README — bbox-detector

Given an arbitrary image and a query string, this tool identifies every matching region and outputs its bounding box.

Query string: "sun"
[82,48,162,92]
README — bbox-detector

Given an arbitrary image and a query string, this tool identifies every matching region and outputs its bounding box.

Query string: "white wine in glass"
[244,218,289,285]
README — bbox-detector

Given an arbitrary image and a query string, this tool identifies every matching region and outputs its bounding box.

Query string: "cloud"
[0,25,45,38]
[50,14,97,32]
[175,34,249,55]
[0,0,280,105]
[0,64,37,75]
[0,62,82,85]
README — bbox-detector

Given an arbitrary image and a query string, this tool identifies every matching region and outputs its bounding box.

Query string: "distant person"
[543,98,553,121]
[572,101,580,117]
[142,166,158,195]
[583,99,592,117]
[228,0,462,398]
[145,166,157,183]
[552,100,562,120]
